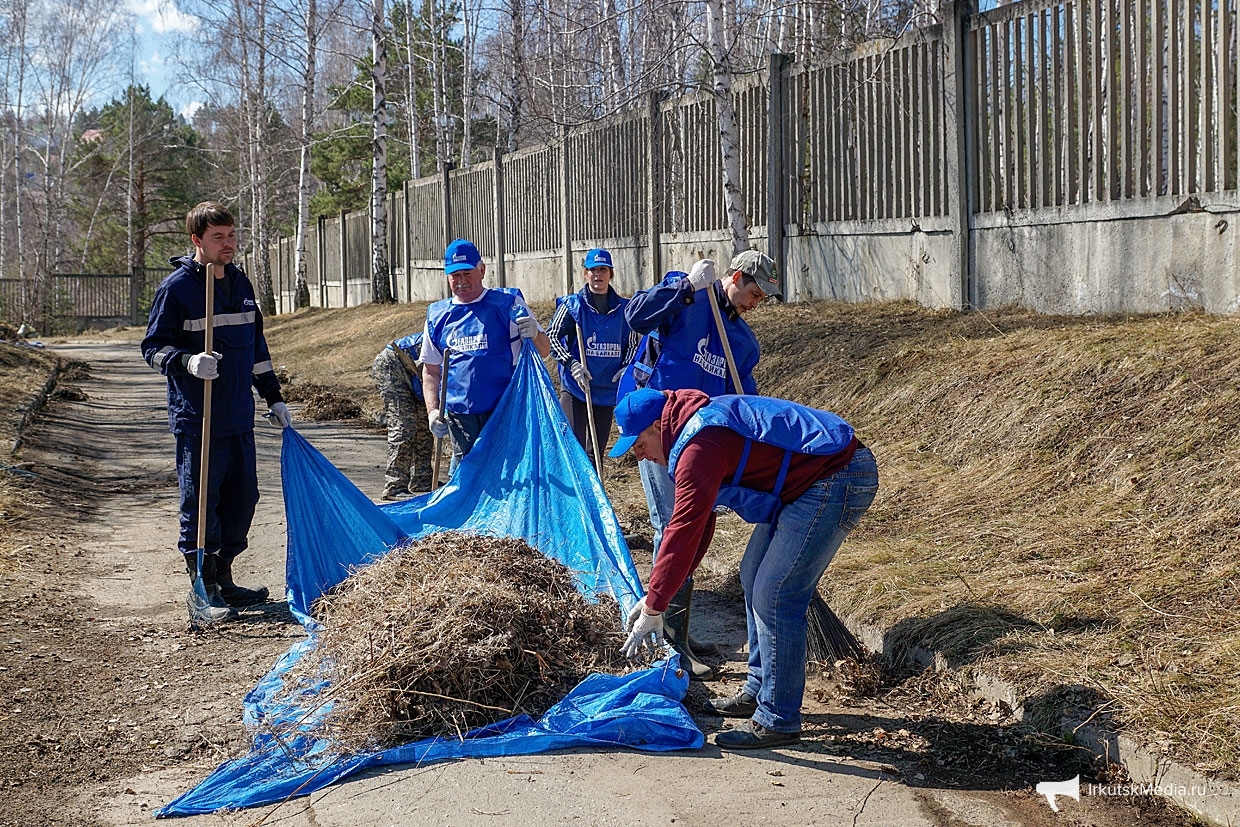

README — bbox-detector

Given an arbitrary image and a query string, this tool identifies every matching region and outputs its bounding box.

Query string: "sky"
[127,0,203,120]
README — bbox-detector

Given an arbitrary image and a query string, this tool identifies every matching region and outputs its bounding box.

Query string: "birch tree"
[705,0,749,253]
[370,0,392,302]
[292,0,317,309]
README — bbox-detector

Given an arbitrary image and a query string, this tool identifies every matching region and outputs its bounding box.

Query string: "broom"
[805,591,866,664]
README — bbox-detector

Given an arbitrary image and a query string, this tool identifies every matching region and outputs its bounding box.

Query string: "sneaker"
[187,587,233,627]
[714,720,801,750]
[710,690,758,718]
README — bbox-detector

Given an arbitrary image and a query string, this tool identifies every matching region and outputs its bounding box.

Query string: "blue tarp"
[156,343,703,818]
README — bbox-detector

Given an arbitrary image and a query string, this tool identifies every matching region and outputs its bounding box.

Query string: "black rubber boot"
[184,552,236,625]
[215,553,270,608]
[663,579,716,681]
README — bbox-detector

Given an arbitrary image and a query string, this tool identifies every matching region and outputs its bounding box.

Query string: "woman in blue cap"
[545,248,639,467]
[609,386,879,750]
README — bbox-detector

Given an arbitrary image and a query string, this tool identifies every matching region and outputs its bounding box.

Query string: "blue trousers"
[740,446,879,732]
[175,430,260,560]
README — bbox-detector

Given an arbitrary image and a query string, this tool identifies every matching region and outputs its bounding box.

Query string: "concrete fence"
[263,0,1240,316]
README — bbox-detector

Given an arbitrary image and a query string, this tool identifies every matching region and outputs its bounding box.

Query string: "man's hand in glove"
[187,351,221,380]
[267,402,292,428]
[570,360,591,385]
[621,597,665,659]
[612,366,628,383]
[428,408,449,439]
[515,314,538,339]
[686,258,718,292]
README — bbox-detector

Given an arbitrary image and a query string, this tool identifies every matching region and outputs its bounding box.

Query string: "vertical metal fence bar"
[1053,6,1065,205]
[1119,0,1132,198]
[1201,0,1215,190]
[1225,0,1235,189]
[1184,0,1196,192]
[1136,0,1148,196]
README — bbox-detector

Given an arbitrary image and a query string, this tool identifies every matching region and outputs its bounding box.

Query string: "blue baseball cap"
[608,388,667,457]
[444,238,482,274]
[583,248,614,269]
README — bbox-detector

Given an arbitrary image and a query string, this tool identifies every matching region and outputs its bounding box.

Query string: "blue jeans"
[740,445,878,732]
[639,458,675,561]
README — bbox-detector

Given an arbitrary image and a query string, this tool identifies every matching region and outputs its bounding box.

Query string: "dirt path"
[0,341,1198,827]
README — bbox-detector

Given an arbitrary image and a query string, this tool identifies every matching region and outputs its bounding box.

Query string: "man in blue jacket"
[622,249,778,677]
[546,248,639,467]
[372,332,434,498]
[141,202,290,627]
[420,238,551,466]
[610,387,878,749]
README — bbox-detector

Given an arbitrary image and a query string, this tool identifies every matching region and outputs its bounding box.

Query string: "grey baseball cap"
[729,249,780,295]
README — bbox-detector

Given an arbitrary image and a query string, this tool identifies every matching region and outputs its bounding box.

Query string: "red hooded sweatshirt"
[646,389,859,613]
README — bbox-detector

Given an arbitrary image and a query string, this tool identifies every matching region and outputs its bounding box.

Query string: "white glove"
[570,360,591,385]
[612,366,627,383]
[428,408,449,439]
[686,258,718,292]
[267,402,291,428]
[515,314,538,340]
[187,351,221,380]
[621,597,665,659]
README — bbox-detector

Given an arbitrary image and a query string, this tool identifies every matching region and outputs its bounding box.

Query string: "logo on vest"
[692,336,727,379]
[448,331,488,352]
[584,331,621,359]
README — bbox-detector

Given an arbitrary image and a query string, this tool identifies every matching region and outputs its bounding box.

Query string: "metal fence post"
[339,210,349,309]
[647,91,665,282]
[403,180,412,301]
[441,160,454,300]
[493,146,507,288]
[767,53,789,299]
[942,0,975,309]
[560,125,573,296]
[322,215,332,308]
[129,266,140,325]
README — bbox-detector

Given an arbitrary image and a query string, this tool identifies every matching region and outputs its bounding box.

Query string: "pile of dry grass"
[283,532,627,752]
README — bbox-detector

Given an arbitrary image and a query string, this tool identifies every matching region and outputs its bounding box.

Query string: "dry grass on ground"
[264,299,1240,779]
[0,341,60,579]
[751,302,1240,779]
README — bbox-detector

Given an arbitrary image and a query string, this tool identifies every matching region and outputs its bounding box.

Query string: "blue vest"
[668,395,856,525]
[636,274,759,396]
[425,289,521,414]
[390,332,424,401]
[556,288,630,406]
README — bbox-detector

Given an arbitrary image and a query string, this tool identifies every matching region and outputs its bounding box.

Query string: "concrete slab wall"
[971,196,1240,315]
[308,190,1240,317]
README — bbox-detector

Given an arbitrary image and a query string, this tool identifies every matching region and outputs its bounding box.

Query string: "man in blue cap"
[609,386,878,750]
[420,238,551,464]
[546,247,639,466]
[621,248,779,677]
